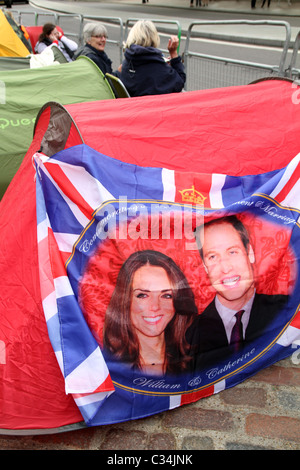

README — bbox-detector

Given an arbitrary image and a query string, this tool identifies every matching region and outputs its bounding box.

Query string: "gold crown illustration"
[179,185,206,205]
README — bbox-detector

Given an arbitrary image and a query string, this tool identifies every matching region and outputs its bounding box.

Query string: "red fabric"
[0,138,82,431]
[0,79,299,431]
[65,79,300,176]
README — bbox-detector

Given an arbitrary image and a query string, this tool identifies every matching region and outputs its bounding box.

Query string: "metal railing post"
[183,20,291,91]
[286,30,300,79]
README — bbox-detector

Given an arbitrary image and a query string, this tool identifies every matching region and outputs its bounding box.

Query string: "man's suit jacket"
[186,293,289,369]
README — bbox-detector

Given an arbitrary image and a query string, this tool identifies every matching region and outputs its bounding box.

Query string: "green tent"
[0,56,31,71]
[0,44,69,71]
[0,56,115,198]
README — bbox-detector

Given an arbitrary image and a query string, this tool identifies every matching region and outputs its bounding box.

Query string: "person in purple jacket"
[116,20,186,97]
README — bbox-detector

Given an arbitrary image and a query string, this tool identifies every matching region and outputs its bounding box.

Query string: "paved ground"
[108,0,300,16]
[30,0,300,45]
[1,0,300,452]
[33,0,300,16]
[0,357,299,450]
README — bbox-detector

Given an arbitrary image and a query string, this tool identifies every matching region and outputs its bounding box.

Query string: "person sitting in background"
[73,23,113,75]
[115,20,186,97]
[35,23,78,62]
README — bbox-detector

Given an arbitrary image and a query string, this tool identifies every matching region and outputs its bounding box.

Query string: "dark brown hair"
[38,23,56,42]
[103,250,197,374]
[195,215,250,260]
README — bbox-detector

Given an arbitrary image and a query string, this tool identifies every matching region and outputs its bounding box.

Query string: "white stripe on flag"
[55,350,64,373]
[169,394,182,409]
[37,218,49,244]
[74,390,114,407]
[36,152,48,163]
[42,291,57,322]
[38,160,90,228]
[210,173,226,208]
[269,153,300,202]
[280,178,300,210]
[65,347,111,394]
[54,232,79,254]
[54,276,74,299]
[50,159,115,209]
[214,380,226,394]
[162,168,176,202]
[276,325,300,347]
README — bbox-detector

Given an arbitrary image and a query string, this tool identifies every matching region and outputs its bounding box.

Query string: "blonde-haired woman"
[116,20,185,97]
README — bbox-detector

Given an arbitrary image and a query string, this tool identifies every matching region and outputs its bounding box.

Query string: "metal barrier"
[10,9,82,43]
[5,9,296,91]
[285,30,300,80]
[9,9,37,25]
[183,20,291,91]
[55,14,83,44]
[10,10,124,67]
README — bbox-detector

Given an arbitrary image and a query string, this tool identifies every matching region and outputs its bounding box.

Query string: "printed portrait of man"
[186,214,289,368]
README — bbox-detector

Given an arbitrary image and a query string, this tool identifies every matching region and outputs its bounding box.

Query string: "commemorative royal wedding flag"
[34,142,300,426]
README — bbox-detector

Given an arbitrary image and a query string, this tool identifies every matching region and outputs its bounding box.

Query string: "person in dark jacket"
[73,23,113,75]
[115,20,186,97]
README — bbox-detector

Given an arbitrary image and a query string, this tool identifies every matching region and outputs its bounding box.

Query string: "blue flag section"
[35,143,300,426]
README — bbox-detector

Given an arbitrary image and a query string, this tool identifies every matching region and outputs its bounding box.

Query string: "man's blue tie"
[230,310,245,352]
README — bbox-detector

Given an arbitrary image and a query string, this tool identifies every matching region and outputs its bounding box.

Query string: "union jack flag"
[35,144,300,426]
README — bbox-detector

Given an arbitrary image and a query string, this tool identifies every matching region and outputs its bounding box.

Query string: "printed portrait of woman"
[103,250,198,376]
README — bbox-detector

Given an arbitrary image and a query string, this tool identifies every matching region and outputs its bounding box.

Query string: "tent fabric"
[0,78,300,432]
[0,10,32,57]
[0,56,114,199]
[56,78,300,176]
[0,44,67,72]
[0,56,30,71]
[0,141,84,433]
